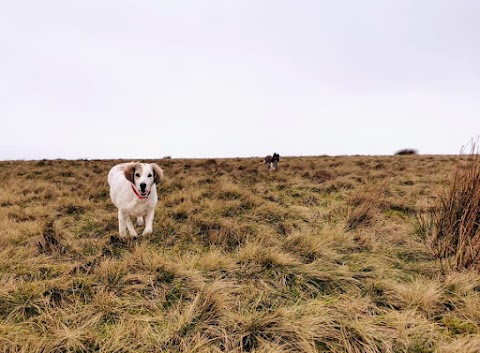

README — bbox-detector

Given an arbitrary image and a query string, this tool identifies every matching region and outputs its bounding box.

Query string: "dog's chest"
[123,199,153,217]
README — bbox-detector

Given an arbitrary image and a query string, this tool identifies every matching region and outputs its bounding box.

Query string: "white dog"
[108,162,164,238]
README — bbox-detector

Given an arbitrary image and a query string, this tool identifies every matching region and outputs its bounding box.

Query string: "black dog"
[264,153,280,170]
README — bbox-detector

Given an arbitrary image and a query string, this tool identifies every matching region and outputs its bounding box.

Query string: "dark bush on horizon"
[395,148,418,156]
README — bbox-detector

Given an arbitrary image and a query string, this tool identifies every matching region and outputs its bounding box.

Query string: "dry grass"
[0,155,479,352]
[418,144,480,272]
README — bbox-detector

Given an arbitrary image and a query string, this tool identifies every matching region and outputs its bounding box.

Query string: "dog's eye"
[148,174,152,178]
[135,173,140,177]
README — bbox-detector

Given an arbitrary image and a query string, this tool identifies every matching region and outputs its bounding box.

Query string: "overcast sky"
[1,0,479,160]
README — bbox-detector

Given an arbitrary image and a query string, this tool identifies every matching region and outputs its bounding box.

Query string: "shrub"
[417,143,480,271]
[395,148,418,156]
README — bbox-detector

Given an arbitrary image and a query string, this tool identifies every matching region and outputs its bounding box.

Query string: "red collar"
[131,184,150,199]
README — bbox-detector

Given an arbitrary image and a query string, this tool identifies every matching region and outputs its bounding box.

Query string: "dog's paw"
[136,217,144,226]
[128,230,139,238]
[142,228,153,236]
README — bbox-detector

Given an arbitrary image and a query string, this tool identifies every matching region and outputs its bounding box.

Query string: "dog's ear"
[124,162,137,183]
[151,163,164,184]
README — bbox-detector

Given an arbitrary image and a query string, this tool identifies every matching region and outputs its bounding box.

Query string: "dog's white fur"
[108,162,164,238]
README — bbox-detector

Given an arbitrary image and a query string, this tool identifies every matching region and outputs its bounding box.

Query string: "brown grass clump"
[346,182,388,231]
[438,336,480,353]
[0,155,478,352]
[236,307,320,353]
[417,144,480,271]
[161,280,234,351]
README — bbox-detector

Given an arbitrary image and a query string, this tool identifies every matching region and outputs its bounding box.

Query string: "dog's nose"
[140,182,146,190]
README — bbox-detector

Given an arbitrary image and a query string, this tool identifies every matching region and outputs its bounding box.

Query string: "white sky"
[1,0,479,160]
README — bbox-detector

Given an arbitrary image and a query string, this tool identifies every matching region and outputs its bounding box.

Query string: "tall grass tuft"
[417,142,480,271]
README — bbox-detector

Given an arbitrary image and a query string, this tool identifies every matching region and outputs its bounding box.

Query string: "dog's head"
[124,162,164,198]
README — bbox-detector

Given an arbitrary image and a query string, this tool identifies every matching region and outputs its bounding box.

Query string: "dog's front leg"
[118,210,129,238]
[142,208,155,236]
[119,210,138,238]
[125,216,138,237]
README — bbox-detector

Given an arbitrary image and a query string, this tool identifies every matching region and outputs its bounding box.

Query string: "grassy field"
[1,155,479,352]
